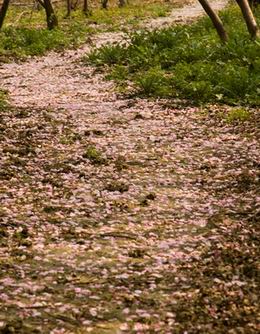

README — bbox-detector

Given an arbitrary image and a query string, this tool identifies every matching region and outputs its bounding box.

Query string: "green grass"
[82,145,107,165]
[0,1,173,59]
[86,6,260,106]
[226,107,252,123]
[0,11,93,58]
[87,2,171,30]
[0,89,8,110]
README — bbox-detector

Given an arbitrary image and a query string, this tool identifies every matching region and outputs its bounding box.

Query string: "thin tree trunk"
[101,0,109,9]
[66,0,71,17]
[0,0,10,30]
[198,0,228,43]
[71,0,79,10]
[236,0,259,39]
[37,0,58,30]
[118,0,126,7]
[83,0,90,15]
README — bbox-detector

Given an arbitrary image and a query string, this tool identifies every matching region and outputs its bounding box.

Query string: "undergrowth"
[0,0,174,59]
[86,6,260,106]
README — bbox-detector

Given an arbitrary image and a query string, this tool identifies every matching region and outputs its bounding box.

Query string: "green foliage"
[87,6,260,106]
[0,89,7,110]
[0,28,70,57]
[88,2,171,30]
[87,44,127,66]
[82,145,107,165]
[0,1,173,58]
[134,67,171,96]
[226,107,251,123]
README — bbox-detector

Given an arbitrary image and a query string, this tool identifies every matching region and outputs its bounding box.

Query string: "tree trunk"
[37,0,58,30]
[101,0,109,9]
[236,0,259,39]
[198,0,228,43]
[0,0,10,30]
[66,0,71,17]
[34,0,42,11]
[83,0,90,15]
[118,0,126,7]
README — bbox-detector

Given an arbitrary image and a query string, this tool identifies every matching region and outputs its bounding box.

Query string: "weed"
[87,6,260,106]
[0,25,91,58]
[86,44,127,66]
[82,145,107,165]
[0,1,174,59]
[226,108,251,123]
[0,89,8,110]
[134,67,171,96]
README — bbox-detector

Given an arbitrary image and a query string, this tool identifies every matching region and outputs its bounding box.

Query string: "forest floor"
[0,1,259,333]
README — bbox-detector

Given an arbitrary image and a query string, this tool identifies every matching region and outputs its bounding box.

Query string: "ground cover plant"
[86,5,260,106]
[0,0,181,59]
[0,89,7,110]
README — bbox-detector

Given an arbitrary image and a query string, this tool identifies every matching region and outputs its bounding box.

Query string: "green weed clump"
[0,28,70,57]
[226,107,251,123]
[0,89,8,110]
[82,145,107,165]
[0,10,92,58]
[87,6,260,106]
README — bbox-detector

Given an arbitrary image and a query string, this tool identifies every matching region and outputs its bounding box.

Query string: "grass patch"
[0,0,176,59]
[82,145,107,165]
[87,5,260,106]
[0,13,93,58]
[87,1,172,30]
[0,89,8,110]
[226,107,251,123]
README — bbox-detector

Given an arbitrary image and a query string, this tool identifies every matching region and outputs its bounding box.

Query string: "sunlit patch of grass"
[0,0,178,58]
[82,145,107,165]
[88,2,171,29]
[87,5,260,106]
[0,15,93,58]
[0,89,8,110]
[225,107,251,123]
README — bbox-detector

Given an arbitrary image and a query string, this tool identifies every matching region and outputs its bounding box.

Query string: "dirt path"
[0,1,259,333]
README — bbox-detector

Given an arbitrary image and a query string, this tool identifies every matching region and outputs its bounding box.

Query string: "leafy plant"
[134,67,171,96]
[0,1,175,58]
[82,145,107,165]
[226,107,251,123]
[0,89,7,110]
[87,5,260,106]
[86,44,127,66]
